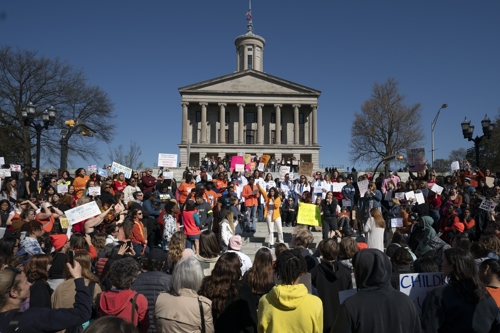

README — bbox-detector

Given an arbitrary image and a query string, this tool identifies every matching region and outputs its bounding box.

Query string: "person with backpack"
[97,257,149,333]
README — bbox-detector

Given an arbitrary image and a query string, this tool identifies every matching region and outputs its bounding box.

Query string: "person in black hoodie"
[0,261,91,332]
[320,192,338,240]
[311,239,352,333]
[331,248,421,333]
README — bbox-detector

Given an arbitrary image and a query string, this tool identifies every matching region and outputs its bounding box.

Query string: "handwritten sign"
[57,184,68,194]
[430,184,443,195]
[279,166,290,181]
[235,164,244,172]
[111,162,132,179]
[358,179,369,197]
[0,169,11,178]
[59,217,69,230]
[299,162,314,177]
[400,272,448,315]
[297,202,321,226]
[451,161,460,171]
[391,218,403,228]
[332,182,347,192]
[163,171,173,179]
[65,201,101,225]
[97,168,108,177]
[407,148,426,171]
[479,199,497,212]
[9,165,21,172]
[158,153,178,168]
[87,186,101,196]
[88,165,97,173]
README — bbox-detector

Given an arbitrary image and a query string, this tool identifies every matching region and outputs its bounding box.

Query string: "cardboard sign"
[88,165,97,173]
[163,171,173,179]
[297,202,322,226]
[9,165,21,172]
[451,161,460,171]
[299,162,314,177]
[57,184,68,194]
[400,272,448,315]
[332,182,347,192]
[87,186,101,196]
[59,217,69,230]
[358,179,369,197]
[279,166,290,181]
[235,164,245,172]
[0,169,11,178]
[111,162,132,179]
[485,176,495,188]
[65,201,101,225]
[259,155,271,168]
[158,153,178,168]
[407,148,426,171]
[391,218,403,228]
[97,168,108,177]
[430,184,444,195]
[479,199,497,212]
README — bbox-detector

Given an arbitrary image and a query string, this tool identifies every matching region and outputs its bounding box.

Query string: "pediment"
[179,70,320,96]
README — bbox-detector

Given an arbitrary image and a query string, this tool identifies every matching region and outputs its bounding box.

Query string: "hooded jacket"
[332,249,421,333]
[258,284,323,333]
[416,216,437,256]
[98,289,150,333]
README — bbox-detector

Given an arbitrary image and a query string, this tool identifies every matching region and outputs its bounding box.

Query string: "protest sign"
[407,148,426,171]
[88,165,97,173]
[479,199,497,212]
[332,182,346,192]
[159,194,171,201]
[265,180,276,190]
[342,199,351,207]
[405,191,416,201]
[0,157,4,165]
[358,179,369,197]
[158,153,178,168]
[279,166,290,181]
[451,161,460,171]
[65,201,102,225]
[395,192,406,200]
[391,218,403,228]
[59,217,69,230]
[297,202,321,226]
[298,162,314,177]
[87,187,101,196]
[257,163,264,172]
[0,169,11,178]
[235,164,245,172]
[111,162,132,179]
[400,272,448,315]
[243,154,251,164]
[338,289,357,304]
[230,156,244,171]
[415,192,425,205]
[259,155,270,168]
[57,184,68,194]
[250,162,256,171]
[163,171,173,179]
[486,176,495,188]
[9,165,21,172]
[430,184,444,195]
[97,168,108,177]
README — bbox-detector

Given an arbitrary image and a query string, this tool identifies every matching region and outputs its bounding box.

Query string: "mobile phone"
[68,250,75,267]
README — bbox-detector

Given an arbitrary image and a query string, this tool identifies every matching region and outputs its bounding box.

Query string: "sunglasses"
[5,267,22,292]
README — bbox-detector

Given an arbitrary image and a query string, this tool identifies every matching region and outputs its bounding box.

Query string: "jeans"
[258,203,264,222]
[266,215,284,246]
[245,206,258,231]
[132,242,149,255]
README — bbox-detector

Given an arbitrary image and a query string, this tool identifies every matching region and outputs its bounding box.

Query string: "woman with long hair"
[199,252,257,332]
[479,259,500,308]
[219,209,235,250]
[130,208,148,255]
[321,191,339,240]
[258,185,284,248]
[0,200,10,228]
[113,172,127,193]
[0,237,19,258]
[242,247,274,307]
[194,230,220,277]
[363,182,382,214]
[70,233,98,259]
[363,208,386,252]
[421,248,500,331]
[5,178,18,201]
[167,231,187,272]
[24,253,53,309]
[154,257,213,333]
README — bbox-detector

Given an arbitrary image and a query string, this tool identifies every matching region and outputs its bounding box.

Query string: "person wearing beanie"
[227,235,252,276]
[48,234,69,291]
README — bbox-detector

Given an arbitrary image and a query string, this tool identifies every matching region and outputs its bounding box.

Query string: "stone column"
[237,103,245,144]
[200,102,208,143]
[274,104,282,144]
[218,103,227,144]
[256,104,264,144]
[311,104,318,145]
[293,104,301,145]
[181,102,189,143]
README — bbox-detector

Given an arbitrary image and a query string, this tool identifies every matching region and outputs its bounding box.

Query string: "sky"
[1,0,499,171]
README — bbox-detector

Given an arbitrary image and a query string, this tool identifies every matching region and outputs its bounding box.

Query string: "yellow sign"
[59,217,69,230]
[297,202,322,226]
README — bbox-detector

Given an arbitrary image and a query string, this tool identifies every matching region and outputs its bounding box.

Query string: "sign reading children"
[399,272,448,315]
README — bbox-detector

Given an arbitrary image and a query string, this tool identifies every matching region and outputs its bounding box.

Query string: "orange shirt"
[242,184,260,207]
[486,287,500,308]
[131,219,146,245]
[204,189,221,208]
[73,176,90,198]
[177,182,196,204]
[214,179,228,191]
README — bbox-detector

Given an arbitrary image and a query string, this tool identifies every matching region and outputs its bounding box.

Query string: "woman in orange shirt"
[130,209,148,255]
[72,168,90,198]
[113,172,127,193]
[480,259,500,308]
[177,172,196,205]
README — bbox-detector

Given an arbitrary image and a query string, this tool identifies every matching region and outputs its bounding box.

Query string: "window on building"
[271,113,276,124]
[299,113,304,125]
[246,112,255,123]
[218,129,229,143]
[271,130,276,144]
[248,55,253,69]
[218,111,229,123]
[196,111,201,122]
[246,130,255,144]
[247,47,252,51]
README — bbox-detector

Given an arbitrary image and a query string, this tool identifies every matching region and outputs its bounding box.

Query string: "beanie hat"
[229,235,242,251]
[50,234,68,251]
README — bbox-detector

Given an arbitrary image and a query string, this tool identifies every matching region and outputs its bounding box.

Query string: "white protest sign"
[406,148,426,171]
[87,186,101,196]
[332,182,347,192]
[338,289,357,304]
[111,162,132,179]
[65,201,102,225]
[342,199,352,207]
[395,192,406,200]
[57,184,68,194]
[97,168,108,177]
[0,169,11,178]
[430,184,443,195]
[158,153,178,168]
[415,192,425,205]
[451,161,460,171]
[405,191,416,201]
[400,272,448,315]
[88,165,97,173]
[391,218,403,228]
[257,163,264,172]
[358,179,369,197]
[235,164,245,172]
[265,180,276,190]
[163,171,173,179]
[0,157,4,165]
[9,165,21,172]
[279,166,290,181]
[479,199,497,212]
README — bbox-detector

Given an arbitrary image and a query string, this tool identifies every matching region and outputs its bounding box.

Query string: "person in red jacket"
[439,204,463,243]
[98,257,149,333]
[141,168,156,194]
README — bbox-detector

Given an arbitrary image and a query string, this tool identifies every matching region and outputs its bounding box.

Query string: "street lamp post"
[460,115,493,168]
[22,102,56,172]
[431,104,448,168]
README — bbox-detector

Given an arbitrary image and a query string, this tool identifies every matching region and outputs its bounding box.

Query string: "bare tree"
[448,148,467,163]
[349,78,425,170]
[108,141,144,171]
[0,46,115,168]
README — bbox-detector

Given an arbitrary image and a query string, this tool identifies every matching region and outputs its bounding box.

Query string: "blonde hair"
[222,209,235,234]
[370,208,386,228]
[168,232,187,267]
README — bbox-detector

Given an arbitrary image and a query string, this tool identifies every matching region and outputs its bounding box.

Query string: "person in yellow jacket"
[258,249,323,333]
[258,185,283,248]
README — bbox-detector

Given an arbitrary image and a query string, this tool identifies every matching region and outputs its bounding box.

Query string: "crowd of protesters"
[0,158,499,332]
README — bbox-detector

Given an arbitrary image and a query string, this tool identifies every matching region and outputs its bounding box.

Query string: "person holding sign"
[421,248,500,332]
[258,185,283,248]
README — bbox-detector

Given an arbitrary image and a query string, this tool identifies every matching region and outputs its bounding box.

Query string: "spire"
[235,0,265,71]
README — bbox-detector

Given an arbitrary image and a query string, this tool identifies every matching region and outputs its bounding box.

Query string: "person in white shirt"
[280,174,294,199]
[227,235,252,276]
[123,178,141,205]
[294,175,311,198]
[311,172,326,202]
